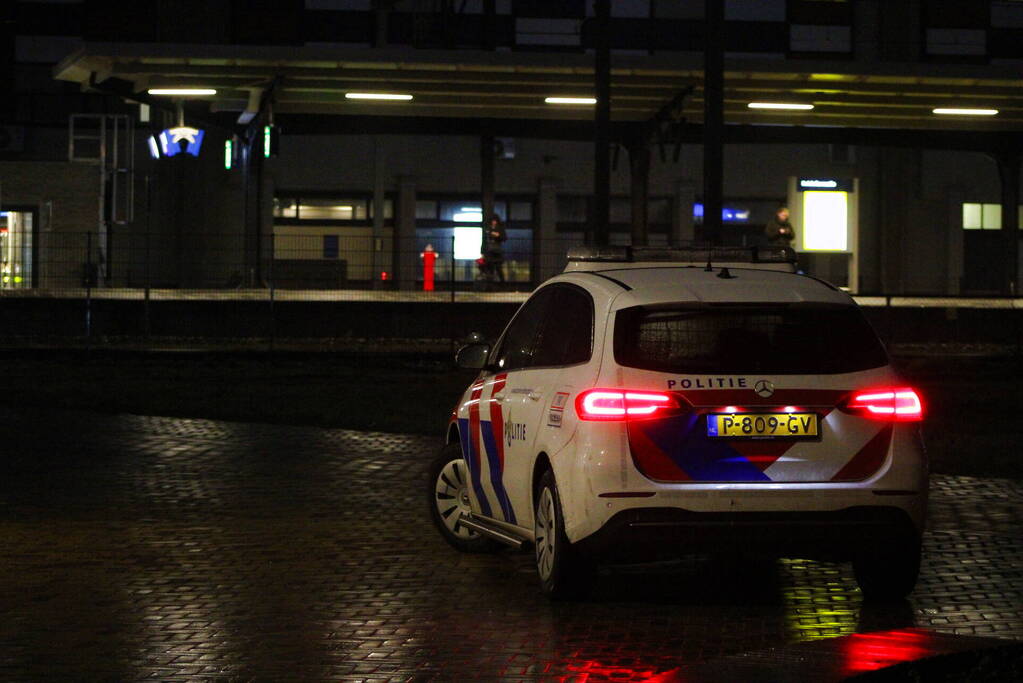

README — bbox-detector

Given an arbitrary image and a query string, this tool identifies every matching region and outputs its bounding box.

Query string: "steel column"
[702,0,724,244]
[592,0,611,247]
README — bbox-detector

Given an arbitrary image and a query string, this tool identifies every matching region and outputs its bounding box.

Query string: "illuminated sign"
[799,178,853,192]
[224,139,233,170]
[158,127,205,157]
[263,125,280,158]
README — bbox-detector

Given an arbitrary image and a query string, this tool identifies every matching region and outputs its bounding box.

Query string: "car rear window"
[614,304,888,374]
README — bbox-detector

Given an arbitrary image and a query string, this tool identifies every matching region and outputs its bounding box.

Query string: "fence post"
[268,231,275,353]
[143,174,151,340]
[85,231,92,349]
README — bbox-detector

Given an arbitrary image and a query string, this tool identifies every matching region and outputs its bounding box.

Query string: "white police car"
[428,246,926,600]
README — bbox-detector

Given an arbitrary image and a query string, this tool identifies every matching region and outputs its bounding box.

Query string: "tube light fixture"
[747,102,814,111]
[345,93,413,101]
[932,107,998,116]
[545,97,597,105]
[147,88,217,96]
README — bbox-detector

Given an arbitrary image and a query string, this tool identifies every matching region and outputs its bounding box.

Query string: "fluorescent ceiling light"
[345,93,413,101]
[545,97,597,105]
[932,107,998,116]
[748,102,814,111]
[147,88,217,96]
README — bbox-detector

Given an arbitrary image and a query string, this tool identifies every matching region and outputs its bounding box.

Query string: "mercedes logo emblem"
[754,380,775,398]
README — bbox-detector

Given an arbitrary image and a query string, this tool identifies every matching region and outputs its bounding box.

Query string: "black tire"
[853,533,922,601]
[534,469,594,599]
[427,443,501,553]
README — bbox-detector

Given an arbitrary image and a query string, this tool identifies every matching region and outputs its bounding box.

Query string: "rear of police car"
[562,248,926,599]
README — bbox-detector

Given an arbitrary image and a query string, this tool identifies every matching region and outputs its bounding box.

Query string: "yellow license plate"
[707,413,819,438]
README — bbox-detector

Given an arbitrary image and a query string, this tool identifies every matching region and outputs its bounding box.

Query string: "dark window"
[532,286,593,367]
[323,235,339,259]
[614,304,887,375]
[515,1,585,19]
[490,287,558,372]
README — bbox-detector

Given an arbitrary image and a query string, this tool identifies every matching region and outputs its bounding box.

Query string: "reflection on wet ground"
[1,408,1020,680]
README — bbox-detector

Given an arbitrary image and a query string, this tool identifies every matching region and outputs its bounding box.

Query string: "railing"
[0,231,1020,354]
[2,230,563,294]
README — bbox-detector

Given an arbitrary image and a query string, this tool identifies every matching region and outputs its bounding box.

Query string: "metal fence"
[1,230,1021,354]
[3,230,576,294]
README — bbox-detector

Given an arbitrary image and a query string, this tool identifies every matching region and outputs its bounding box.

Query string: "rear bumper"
[572,505,918,563]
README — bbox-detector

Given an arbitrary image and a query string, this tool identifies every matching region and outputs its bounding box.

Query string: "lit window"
[962,203,982,229]
[297,199,368,220]
[983,204,1002,229]
[962,203,1002,230]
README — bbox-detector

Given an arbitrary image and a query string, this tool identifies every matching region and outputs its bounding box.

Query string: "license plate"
[707,413,819,438]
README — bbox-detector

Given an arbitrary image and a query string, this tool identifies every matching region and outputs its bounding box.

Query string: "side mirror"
[456,343,491,370]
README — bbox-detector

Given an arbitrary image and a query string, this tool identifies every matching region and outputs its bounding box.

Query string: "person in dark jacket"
[765,206,795,247]
[483,215,507,283]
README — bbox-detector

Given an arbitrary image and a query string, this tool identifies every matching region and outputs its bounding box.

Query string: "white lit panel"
[453,227,483,260]
[802,191,848,252]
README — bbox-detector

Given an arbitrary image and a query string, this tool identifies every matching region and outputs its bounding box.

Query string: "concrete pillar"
[593,0,611,246]
[481,134,495,223]
[372,135,387,288]
[395,176,417,290]
[672,180,696,246]
[536,177,559,283]
[946,186,965,295]
[996,152,1020,295]
[629,142,650,248]
[702,0,724,244]
[878,148,918,294]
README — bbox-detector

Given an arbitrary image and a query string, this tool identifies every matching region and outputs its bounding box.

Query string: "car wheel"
[534,469,594,599]
[853,533,922,601]
[428,443,500,553]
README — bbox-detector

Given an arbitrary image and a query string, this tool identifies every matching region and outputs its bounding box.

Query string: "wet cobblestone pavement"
[1,408,1021,681]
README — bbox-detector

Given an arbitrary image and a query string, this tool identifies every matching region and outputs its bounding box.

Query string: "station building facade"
[1,0,1022,295]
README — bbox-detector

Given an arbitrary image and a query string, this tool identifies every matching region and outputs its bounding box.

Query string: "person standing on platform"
[484,215,507,284]
[765,206,795,248]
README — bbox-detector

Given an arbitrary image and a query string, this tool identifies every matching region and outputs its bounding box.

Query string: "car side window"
[490,287,557,372]
[531,286,594,367]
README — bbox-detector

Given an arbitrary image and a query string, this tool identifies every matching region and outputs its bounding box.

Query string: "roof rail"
[566,245,796,265]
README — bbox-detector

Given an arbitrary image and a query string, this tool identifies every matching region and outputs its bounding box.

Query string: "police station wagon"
[429,246,926,600]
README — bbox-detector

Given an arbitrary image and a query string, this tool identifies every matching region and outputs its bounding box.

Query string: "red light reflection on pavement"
[560,660,660,681]
[840,629,932,674]
[639,628,1005,682]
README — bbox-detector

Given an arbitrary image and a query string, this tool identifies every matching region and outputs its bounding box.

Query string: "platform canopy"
[54,43,1023,143]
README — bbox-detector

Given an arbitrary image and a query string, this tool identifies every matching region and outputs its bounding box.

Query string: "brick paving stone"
[1,406,1021,681]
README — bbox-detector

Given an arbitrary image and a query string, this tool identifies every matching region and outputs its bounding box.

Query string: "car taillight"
[843,387,923,421]
[576,389,680,421]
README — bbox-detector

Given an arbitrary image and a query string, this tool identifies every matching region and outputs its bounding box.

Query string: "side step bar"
[459,514,525,549]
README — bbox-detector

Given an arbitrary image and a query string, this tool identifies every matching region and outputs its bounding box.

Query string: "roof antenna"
[717,267,735,279]
[704,256,713,272]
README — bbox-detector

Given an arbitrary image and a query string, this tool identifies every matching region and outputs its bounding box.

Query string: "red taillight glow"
[844,387,923,421]
[576,389,679,421]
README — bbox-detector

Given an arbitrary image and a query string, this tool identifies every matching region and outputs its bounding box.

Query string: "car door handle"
[527,391,544,401]
[493,394,508,403]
